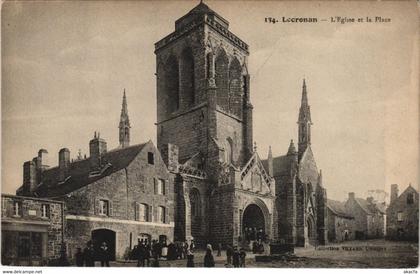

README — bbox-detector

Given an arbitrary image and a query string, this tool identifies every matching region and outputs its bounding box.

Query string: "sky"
[2,0,419,201]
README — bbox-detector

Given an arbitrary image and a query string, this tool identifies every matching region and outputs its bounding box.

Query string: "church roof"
[327,199,353,219]
[261,155,294,177]
[34,142,148,197]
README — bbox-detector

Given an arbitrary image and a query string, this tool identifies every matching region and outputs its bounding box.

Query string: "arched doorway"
[242,204,266,242]
[91,229,116,261]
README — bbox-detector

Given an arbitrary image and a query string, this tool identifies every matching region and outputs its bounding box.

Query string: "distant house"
[345,192,385,239]
[386,184,419,241]
[327,199,355,242]
[1,194,65,266]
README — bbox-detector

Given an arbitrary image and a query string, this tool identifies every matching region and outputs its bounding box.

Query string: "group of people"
[225,245,247,267]
[244,227,266,242]
[75,241,111,267]
[127,239,196,266]
[73,239,251,267]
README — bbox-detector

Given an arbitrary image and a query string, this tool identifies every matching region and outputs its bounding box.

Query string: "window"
[41,204,50,218]
[99,200,109,216]
[13,201,22,217]
[190,189,201,217]
[225,139,233,164]
[140,204,148,221]
[397,211,404,222]
[407,193,414,205]
[148,152,154,165]
[158,206,166,223]
[154,179,165,195]
[135,203,149,222]
[158,179,165,195]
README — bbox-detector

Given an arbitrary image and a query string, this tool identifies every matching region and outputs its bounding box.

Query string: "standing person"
[225,245,233,266]
[189,240,195,252]
[203,244,215,267]
[239,248,247,268]
[217,243,222,257]
[186,249,194,267]
[75,247,84,266]
[232,246,240,268]
[83,241,95,267]
[137,240,145,267]
[161,241,168,259]
[144,239,151,266]
[99,242,110,267]
[183,241,189,259]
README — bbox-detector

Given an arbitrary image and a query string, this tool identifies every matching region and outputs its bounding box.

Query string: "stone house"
[345,192,385,239]
[16,94,175,261]
[326,199,355,242]
[386,184,419,241]
[1,194,64,266]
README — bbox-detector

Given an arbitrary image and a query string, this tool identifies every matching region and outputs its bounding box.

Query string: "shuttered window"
[158,206,166,223]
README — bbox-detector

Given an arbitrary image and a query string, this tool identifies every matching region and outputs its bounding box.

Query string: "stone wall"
[345,197,368,239]
[1,194,64,262]
[327,209,356,242]
[61,142,175,259]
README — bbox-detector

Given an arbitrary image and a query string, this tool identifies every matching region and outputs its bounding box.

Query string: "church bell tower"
[155,1,253,173]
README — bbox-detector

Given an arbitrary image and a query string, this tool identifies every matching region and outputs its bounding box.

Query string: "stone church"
[154,2,327,247]
[15,1,327,260]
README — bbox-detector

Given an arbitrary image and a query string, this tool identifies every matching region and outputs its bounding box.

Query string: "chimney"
[348,192,355,200]
[23,160,37,195]
[37,149,49,170]
[159,143,179,172]
[59,148,70,181]
[89,132,107,169]
[390,184,399,203]
[267,146,273,177]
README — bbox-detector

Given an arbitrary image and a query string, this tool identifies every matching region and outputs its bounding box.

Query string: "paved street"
[101,239,418,268]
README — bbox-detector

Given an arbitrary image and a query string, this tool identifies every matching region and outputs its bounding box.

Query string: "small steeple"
[119,89,131,148]
[287,139,297,155]
[298,79,312,160]
[318,169,323,186]
[267,146,273,177]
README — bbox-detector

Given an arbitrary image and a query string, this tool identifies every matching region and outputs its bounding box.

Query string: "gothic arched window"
[225,138,233,164]
[181,48,195,107]
[190,188,201,217]
[165,55,179,113]
[228,57,242,116]
[215,49,229,111]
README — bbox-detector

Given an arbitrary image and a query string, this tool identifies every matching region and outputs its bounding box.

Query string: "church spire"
[298,79,312,160]
[119,89,131,148]
[287,139,297,156]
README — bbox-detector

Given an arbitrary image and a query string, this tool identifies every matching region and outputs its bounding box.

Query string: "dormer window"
[148,152,154,165]
[407,193,414,205]
[13,201,22,217]
[41,204,50,218]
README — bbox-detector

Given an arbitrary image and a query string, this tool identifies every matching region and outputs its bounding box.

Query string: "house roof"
[327,199,353,219]
[355,198,384,215]
[34,142,148,197]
